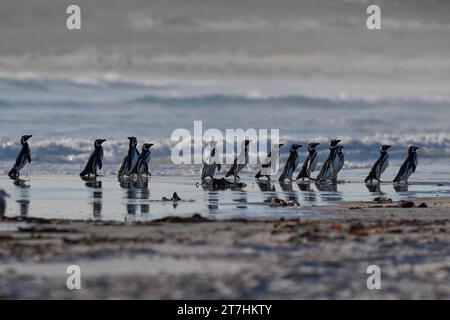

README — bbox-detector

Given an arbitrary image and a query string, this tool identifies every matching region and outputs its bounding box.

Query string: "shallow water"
[1,165,450,221]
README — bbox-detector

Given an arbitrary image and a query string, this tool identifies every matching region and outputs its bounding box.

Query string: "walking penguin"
[365,145,391,183]
[80,139,106,177]
[278,144,302,181]
[118,137,140,177]
[8,135,32,179]
[393,146,419,184]
[296,143,320,181]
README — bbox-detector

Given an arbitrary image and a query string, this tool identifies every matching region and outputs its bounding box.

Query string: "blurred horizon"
[0,0,449,96]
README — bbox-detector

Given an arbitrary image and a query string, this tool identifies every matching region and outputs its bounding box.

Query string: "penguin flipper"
[118,157,127,177]
[26,154,32,163]
[217,164,221,172]
[98,158,103,170]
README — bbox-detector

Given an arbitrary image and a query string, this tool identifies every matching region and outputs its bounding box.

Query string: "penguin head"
[308,142,320,151]
[329,139,341,148]
[21,135,32,144]
[409,146,420,154]
[209,140,218,148]
[290,144,302,152]
[142,143,154,151]
[244,139,251,146]
[273,143,284,149]
[380,145,392,152]
[94,139,106,147]
[128,137,138,147]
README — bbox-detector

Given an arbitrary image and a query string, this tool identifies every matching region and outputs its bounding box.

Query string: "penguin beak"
[25,135,32,141]
[278,144,284,148]
[149,144,154,148]
[101,139,106,144]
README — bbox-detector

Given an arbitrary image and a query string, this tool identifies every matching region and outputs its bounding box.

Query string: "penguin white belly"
[309,155,318,174]
[379,159,389,177]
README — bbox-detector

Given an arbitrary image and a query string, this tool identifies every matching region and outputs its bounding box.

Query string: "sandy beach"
[2,195,450,299]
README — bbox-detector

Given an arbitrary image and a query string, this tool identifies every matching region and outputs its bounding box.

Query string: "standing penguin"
[255,143,284,180]
[135,143,154,176]
[0,190,9,216]
[331,145,345,182]
[296,143,320,181]
[365,145,391,183]
[118,137,140,177]
[8,135,32,179]
[225,139,251,180]
[278,144,302,181]
[393,146,419,184]
[316,139,341,182]
[201,140,221,179]
[80,139,106,177]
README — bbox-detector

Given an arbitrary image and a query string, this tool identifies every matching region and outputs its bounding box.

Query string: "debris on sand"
[398,200,415,208]
[152,214,211,223]
[418,203,428,208]
[200,178,247,190]
[264,197,299,207]
[374,197,393,204]
[348,222,381,236]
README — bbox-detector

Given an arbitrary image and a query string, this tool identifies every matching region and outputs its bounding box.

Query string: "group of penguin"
[202,139,419,184]
[4,135,419,184]
[6,136,154,180]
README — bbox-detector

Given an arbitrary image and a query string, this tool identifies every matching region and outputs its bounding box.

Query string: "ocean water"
[1,76,450,176]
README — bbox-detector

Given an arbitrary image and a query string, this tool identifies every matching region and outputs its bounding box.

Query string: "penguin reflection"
[233,190,248,209]
[394,183,409,193]
[256,180,277,203]
[118,176,150,215]
[279,181,298,202]
[297,181,317,202]
[138,177,150,215]
[365,183,384,194]
[315,182,342,202]
[119,177,138,215]
[81,176,103,218]
[13,179,30,216]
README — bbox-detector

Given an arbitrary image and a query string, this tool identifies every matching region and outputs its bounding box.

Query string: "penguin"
[201,140,221,179]
[393,146,419,184]
[331,145,344,182]
[296,143,320,181]
[135,143,154,176]
[8,135,32,180]
[225,139,251,180]
[365,145,391,183]
[0,189,9,216]
[278,144,302,181]
[80,139,106,177]
[255,143,284,180]
[118,137,140,177]
[316,139,341,182]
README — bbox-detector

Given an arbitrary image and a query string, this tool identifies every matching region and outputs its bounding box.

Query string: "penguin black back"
[80,139,106,177]
[365,145,391,183]
[296,142,320,180]
[8,135,32,179]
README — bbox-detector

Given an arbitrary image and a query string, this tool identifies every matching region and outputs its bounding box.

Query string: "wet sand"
[1,195,450,299]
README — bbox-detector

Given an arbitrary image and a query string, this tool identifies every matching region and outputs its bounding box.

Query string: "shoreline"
[2,196,450,299]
